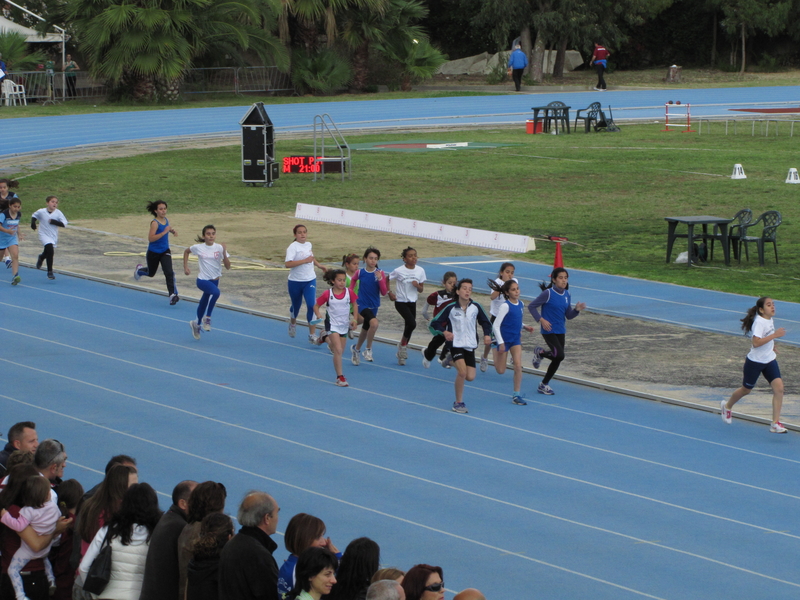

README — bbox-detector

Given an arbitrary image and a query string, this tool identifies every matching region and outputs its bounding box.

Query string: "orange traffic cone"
[550,236,568,268]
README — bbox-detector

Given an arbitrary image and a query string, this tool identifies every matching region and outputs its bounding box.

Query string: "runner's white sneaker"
[201,316,212,332]
[190,320,201,340]
[363,348,373,362]
[480,357,488,372]
[351,345,360,366]
[770,421,787,434]
[720,399,732,424]
[288,322,296,338]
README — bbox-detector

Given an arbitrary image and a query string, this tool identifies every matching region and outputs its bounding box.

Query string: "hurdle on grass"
[294,203,536,253]
[662,102,696,132]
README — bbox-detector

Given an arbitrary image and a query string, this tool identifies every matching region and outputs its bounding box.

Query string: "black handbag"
[83,530,112,595]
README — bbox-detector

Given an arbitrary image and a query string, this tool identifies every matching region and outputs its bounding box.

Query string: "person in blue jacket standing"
[507,44,528,92]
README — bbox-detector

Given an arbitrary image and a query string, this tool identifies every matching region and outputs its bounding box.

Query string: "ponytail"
[741,297,769,333]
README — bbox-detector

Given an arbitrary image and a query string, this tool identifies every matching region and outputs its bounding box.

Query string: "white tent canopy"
[0,15,62,43]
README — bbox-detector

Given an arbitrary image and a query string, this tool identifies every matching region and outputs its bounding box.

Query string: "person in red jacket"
[590,42,610,91]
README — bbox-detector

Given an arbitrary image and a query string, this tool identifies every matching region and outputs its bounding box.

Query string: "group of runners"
[1,191,789,429]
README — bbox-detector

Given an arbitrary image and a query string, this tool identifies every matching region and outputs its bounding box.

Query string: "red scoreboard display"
[282,156,343,174]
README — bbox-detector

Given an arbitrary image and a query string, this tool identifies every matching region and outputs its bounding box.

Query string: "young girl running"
[489,279,535,405]
[184,225,231,340]
[342,253,360,340]
[134,200,179,305]
[388,247,426,365]
[314,269,358,387]
[0,476,61,600]
[430,278,493,414]
[285,225,328,343]
[0,178,20,268]
[349,247,388,365]
[30,196,67,280]
[527,267,586,395]
[0,197,23,285]
[421,271,456,368]
[481,262,518,372]
[721,297,787,433]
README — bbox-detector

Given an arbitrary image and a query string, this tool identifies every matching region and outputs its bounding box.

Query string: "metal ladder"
[313,113,351,182]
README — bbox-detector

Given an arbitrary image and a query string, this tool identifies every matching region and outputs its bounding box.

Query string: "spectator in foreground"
[370,568,404,585]
[139,479,198,600]
[366,580,404,600]
[401,565,444,600]
[218,491,280,600]
[286,547,338,600]
[278,513,340,597]
[178,481,227,600]
[326,537,380,600]
[77,483,162,600]
[186,512,234,600]
[0,422,38,479]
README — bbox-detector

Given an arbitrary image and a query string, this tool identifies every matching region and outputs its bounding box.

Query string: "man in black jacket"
[219,491,281,600]
[139,480,198,600]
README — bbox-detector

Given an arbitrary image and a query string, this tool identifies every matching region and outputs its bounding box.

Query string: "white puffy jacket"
[78,524,151,600]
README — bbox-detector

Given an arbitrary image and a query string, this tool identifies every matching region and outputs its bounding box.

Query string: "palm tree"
[340,0,428,91]
[376,36,446,91]
[62,0,287,101]
[0,31,48,72]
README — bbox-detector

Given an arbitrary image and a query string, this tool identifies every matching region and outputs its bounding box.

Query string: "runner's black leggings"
[145,249,176,295]
[394,301,417,340]
[424,334,447,361]
[40,243,54,271]
[541,333,566,385]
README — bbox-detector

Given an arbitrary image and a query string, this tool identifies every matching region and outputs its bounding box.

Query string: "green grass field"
[14,124,800,301]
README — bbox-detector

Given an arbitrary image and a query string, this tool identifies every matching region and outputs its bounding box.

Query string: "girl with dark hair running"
[314,269,358,387]
[480,262,517,372]
[489,279,534,405]
[349,247,388,363]
[184,225,231,340]
[0,178,20,269]
[721,297,787,433]
[134,200,179,305]
[527,267,586,395]
[388,247,426,365]
[422,271,456,368]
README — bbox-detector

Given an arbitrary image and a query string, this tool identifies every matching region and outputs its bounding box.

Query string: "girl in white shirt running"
[285,225,328,343]
[314,269,358,387]
[30,195,67,280]
[184,225,231,340]
[721,296,787,433]
[388,247,426,365]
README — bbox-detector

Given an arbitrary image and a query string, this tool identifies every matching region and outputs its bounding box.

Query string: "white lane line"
[3,346,800,538]
[4,305,800,497]
[4,388,799,593]
[0,392,669,600]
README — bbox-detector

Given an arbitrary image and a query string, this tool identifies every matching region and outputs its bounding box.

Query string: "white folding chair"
[1,79,16,106]
[10,81,26,106]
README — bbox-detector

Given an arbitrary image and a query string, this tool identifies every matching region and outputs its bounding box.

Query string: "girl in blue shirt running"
[134,200,179,305]
[489,279,534,405]
[0,197,23,285]
[527,267,586,395]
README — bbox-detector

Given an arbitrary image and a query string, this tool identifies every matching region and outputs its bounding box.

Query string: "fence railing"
[3,65,292,104]
[183,66,293,95]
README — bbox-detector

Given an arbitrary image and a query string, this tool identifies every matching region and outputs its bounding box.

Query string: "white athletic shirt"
[747,314,777,364]
[489,277,518,316]
[389,265,426,302]
[285,241,316,282]
[31,208,68,247]
[190,242,229,280]
[317,288,357,335]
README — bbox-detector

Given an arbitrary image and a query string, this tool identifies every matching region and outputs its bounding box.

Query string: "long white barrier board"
[295,203,535,253]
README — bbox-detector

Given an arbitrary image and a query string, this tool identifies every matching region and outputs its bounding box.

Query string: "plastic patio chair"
[544,101,569,133]
[1,80,17,106]
[574,101,605,133]
[710,208,751,261]
[738,210,782,266]
[10,81,27,106]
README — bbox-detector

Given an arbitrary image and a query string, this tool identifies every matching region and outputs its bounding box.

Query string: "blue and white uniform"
[0,209,21,249]
[492,299,524,348]
[528,286,580,333]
